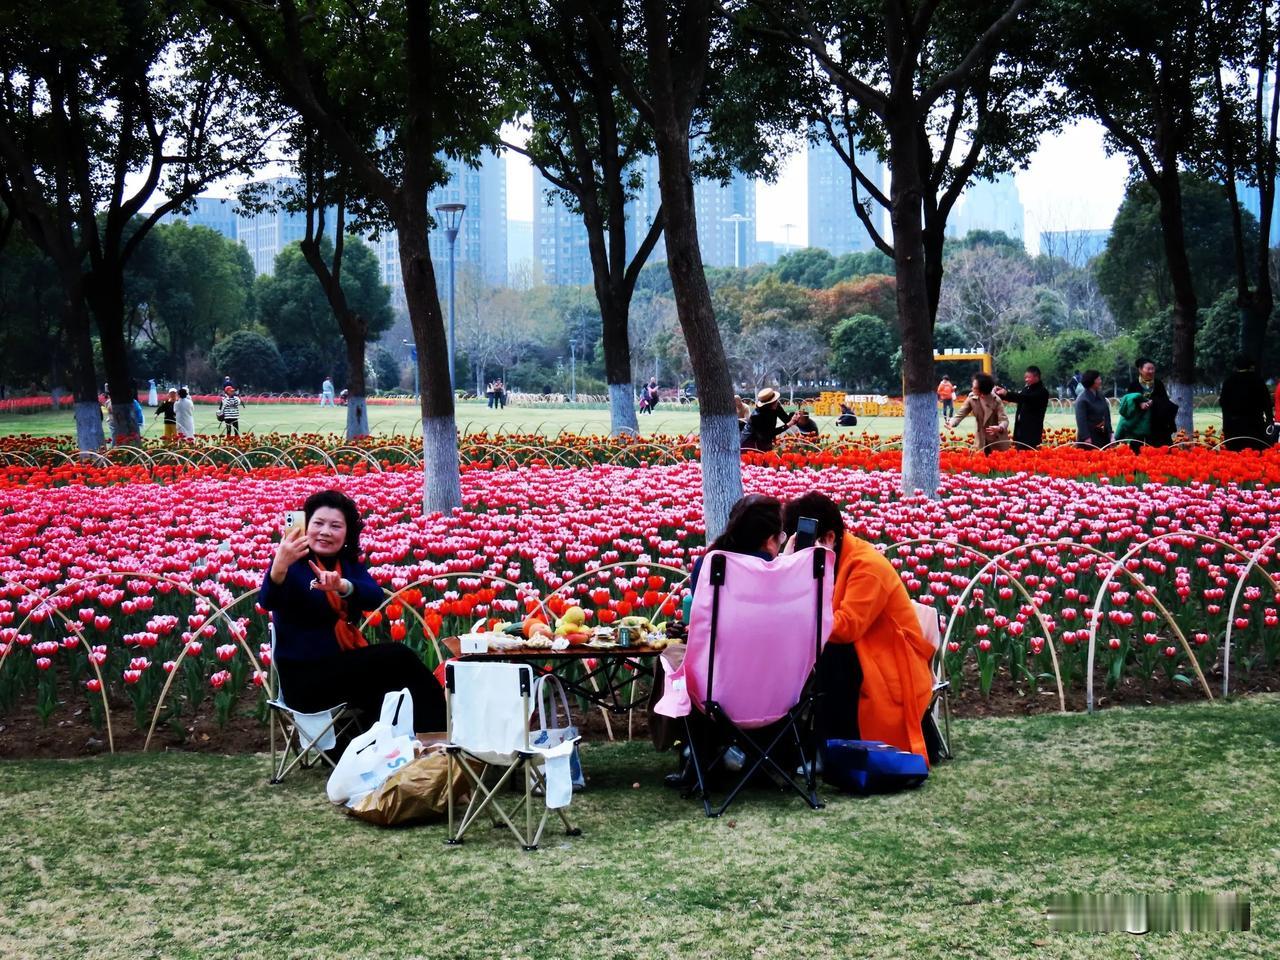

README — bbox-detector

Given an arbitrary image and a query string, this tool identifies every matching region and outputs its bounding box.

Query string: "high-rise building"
[532,168,593,286]
[161,196,238,242]
[235,177,336,277]
[807,137,884,256]
[695,173,757,269]
[951,173,1025,243]
[507,219,534,284]
[534,152,758,283]
[373,148,508,313]
[1238,182,1280,248]
[1039,228,1111,267]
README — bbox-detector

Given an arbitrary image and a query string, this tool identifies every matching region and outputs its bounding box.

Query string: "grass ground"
[1,696,1275,959]
[0,399,1224,440]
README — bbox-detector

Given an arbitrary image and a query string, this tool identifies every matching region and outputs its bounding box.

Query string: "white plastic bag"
[326,720,417,806]
[379,687,415,740]
[530,674,584,789]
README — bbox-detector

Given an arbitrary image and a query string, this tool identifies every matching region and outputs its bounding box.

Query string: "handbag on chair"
[530,673,585,790]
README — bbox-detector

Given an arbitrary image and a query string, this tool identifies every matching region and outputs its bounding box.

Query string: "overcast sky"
[508,118,1134,256]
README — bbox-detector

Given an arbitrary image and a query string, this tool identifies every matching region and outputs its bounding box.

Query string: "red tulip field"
[2,434,1279,757]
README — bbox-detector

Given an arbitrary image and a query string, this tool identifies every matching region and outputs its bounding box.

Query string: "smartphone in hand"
[793,516,818,551]
[283,510,307,537]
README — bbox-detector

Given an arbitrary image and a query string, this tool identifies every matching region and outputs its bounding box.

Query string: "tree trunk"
[599,293,640,435]
[343,333,369,440]
[652,126,742,539]
[1155,174,1197,437]
[63,284,104,452]
[888,119,940,496]
[87,270,140,444]
[396,205,462,514]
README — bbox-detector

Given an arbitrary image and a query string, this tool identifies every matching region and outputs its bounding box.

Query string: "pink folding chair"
[655,546,834,817]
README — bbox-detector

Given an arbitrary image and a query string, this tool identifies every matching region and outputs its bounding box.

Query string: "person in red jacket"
[784,492,935,761]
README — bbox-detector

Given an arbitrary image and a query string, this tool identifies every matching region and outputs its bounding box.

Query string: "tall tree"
[494,0,666,436]
[1055,0,1211,434]
[1199,0,1279,358]
[0,1,269,448]
[255,233,393,410]
[740,0,1047,496]
[584,0,795,536]
[206,0,513,512]
[146,221,256,383]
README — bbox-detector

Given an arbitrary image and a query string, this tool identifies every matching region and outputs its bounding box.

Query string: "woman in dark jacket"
[1074,370,1112,449]
[740,388,797,451]
[259,489,445,732]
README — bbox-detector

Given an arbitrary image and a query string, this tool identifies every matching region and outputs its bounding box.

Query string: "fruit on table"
[522,616,552,639]
[554,605,588,636]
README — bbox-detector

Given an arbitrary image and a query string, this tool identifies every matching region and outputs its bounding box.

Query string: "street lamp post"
[569,338,578,403]
[722,213,752,269]
[434,202,466,392]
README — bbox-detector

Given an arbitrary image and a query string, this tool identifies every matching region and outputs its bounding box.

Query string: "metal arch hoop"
[882,537,1067,713]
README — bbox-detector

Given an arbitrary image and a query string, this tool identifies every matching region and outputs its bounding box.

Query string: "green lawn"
[0,399,1221,440]
[1,696,1275,959]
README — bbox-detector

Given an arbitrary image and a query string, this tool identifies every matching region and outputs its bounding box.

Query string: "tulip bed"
[2,442,1280,755]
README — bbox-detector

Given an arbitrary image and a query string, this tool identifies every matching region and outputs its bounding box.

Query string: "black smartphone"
[793,516,818,551]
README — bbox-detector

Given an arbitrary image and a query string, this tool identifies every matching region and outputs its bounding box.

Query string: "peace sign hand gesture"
[308,559,349,595]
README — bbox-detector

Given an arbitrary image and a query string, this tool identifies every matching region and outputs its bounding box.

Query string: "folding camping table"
[441,636,664,716]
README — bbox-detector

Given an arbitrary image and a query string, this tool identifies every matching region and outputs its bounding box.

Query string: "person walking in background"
[995,365,1050,449]
[1116,358,1175,451]
[646,377,660,413]
[485,381,497,409]
[936,377,955,419]
[1068,370,1085,399]
[947,373,1011,453]
[320,377,335,407]
[218,384,242,437]
[131,387,145,437]
[175,387,195,439]
[147,378,158,407]
[1074,370,1112,448]
[494,379,507,409]
[1219,356,1274,451]
[154,388,178,439]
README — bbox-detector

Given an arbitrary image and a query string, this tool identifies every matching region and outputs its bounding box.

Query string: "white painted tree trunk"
[74,401,104,453]
[1167,381,1194,438]
[901,392,941,498]
[422,415,463,514]
[345,395,369,440]
[699,413,744,541]
[609,382,639,436]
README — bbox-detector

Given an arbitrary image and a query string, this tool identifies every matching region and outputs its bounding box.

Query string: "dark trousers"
[940,399,954,418]
[278,643,446,732]
[815,642,862,745]
[223,419,240,437]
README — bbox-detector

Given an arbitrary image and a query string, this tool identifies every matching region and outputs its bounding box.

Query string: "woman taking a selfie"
[259,489,445,732]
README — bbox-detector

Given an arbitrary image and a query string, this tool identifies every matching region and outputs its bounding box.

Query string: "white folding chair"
[444,661,581,851]
[913,601,952,763]
[265,623,361,785]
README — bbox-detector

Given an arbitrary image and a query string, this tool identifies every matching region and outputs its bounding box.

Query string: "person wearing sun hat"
[740,386,798,451]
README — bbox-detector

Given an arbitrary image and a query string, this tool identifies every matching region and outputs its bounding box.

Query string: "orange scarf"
[321,560,368,652]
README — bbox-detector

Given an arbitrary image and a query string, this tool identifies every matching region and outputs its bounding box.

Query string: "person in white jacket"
[175,387,196,438]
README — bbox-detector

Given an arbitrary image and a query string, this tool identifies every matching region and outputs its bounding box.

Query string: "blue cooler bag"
[823,739,929,794]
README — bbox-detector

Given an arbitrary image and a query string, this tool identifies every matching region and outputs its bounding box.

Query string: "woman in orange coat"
[784,493,935,761]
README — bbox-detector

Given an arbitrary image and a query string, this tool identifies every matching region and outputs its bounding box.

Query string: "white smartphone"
[283,510,307,537]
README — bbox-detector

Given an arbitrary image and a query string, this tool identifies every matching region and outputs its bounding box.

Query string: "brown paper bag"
[347,750,470,827]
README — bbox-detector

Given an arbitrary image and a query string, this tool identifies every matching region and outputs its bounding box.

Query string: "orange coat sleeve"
[832,536,935,762]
